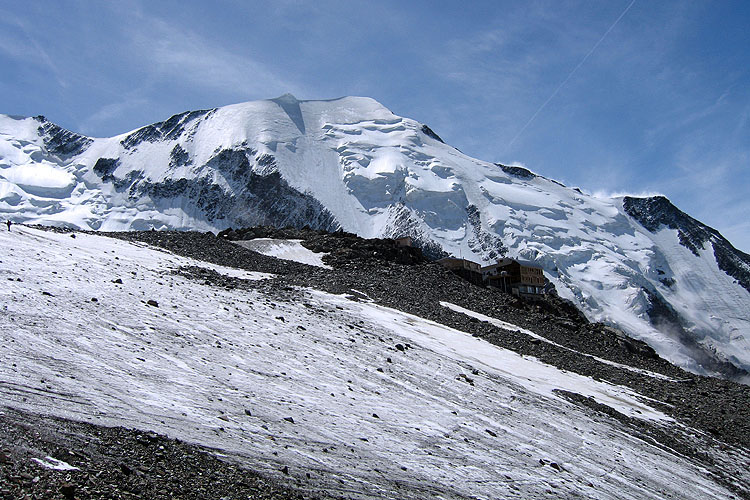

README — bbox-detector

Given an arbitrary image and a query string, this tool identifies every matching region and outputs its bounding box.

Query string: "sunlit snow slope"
[0,226,740,499]
[1,95,749,378]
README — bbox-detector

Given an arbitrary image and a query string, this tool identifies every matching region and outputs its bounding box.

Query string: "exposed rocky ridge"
[494,163,537,179]
[35,116,92,158]
[419,124,444,143]
[119,109,216,150]
[624,195,750,293]
[91,148,341,232]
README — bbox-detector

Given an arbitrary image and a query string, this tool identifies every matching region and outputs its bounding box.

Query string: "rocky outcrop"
[35,117,92,158]
[420,124,444,143]
[120,109,216,150]
[495,163,537,179]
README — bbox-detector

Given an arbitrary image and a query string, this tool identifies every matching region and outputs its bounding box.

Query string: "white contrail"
[507,0,637,148]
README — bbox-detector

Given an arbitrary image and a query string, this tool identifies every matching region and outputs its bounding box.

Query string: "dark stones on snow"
[0,407,310,500]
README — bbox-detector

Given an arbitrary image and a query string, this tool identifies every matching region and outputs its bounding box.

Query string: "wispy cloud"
[0,10,66,88]
[507,0,637,148]
[591,189,664,200]
[126,16,302,100]
[79,97,149,137]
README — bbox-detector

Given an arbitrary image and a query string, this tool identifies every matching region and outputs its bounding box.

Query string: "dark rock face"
[420,124,444,143]
[466,204,507,261]
[624,195,750,294]
[624,196,712,254]
[169,144,191,168]
[495,163,537,179]
[120,109,216,150]
[93,158,120,181]
[35,117,92,158]
[96,147,339,231]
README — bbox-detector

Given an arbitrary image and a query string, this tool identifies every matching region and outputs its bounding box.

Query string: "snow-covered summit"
[1,95,749,379]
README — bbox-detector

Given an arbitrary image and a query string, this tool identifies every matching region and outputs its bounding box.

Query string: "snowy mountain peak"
[624,195,750,293]
[0,97,748,380]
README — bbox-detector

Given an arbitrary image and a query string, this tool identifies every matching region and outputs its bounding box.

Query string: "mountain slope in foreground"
[1,226,749,499]
[0,95,748,379]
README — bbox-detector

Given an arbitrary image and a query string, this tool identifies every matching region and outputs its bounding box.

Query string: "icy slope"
[1,96,748,378]
[0,226,742,499]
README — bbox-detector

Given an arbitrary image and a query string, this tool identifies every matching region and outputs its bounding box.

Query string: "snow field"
[0,227,737,499]
[233,238,331,269]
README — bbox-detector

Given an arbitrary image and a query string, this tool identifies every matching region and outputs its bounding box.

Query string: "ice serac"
[0,96,748,379]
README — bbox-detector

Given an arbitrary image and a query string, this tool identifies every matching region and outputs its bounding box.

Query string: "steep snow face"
[0,226,743,499]
[1,96,749,378]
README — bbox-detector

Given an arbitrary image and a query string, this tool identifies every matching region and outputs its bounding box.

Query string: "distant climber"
[5,220,10,231]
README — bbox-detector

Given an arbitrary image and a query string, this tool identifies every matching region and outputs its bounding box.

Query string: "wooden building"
[482,258,546,296]
[436,257,484,285]
[394,236,413,247]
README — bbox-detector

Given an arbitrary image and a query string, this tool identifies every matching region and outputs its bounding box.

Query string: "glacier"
[0,95,748,379]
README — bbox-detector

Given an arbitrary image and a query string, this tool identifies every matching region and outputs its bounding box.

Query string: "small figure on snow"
[5,220,11,231]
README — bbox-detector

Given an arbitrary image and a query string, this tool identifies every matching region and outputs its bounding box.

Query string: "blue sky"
[1,1,748,251]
